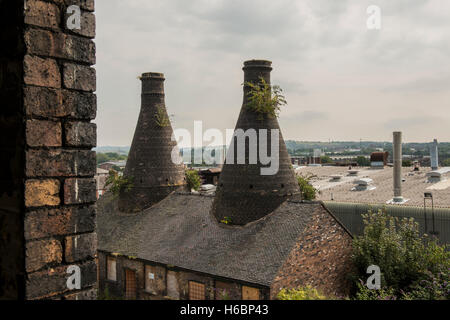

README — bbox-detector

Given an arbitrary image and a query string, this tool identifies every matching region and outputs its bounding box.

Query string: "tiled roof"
[97,192,328,286]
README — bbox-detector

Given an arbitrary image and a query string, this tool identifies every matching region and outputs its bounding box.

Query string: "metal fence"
[324,201,450,245]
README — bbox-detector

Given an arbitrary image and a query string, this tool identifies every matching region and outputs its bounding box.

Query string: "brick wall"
[0,0,97,299]
[271,203,354,299]
[98,252,270,300]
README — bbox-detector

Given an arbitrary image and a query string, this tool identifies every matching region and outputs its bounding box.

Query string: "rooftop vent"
[351,178,376,191]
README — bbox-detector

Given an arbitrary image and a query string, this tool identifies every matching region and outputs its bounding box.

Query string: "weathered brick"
[26,119,62,147]
[64,287,97,300]
[52,0,95,12]
[24,28,96,64]
[63,63,96,92]
[24,55,61,88]
[24,0,60,29]
[26,260,97,299]
[26,149,96,177]
[25,179,60,207]
[65,233,97,263]
[24,86,96,119]
[64,178,96,204]
[25,205,96,240]
[26,239,62,273]
[64,121,96,147]
[64,10,95,38]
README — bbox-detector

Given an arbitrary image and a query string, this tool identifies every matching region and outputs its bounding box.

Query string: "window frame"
[106,256,117,282]
[188,281,206,300]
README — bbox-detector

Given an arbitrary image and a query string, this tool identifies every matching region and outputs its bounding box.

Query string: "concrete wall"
[0,0,97,300]
[98,252,270,300]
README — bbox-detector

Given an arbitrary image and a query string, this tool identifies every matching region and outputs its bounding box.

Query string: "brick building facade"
[0,0,98,299]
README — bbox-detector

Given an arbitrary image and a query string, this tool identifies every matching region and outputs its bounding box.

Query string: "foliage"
[403,269,449,300]
[297,174,317,200]
[402,159,412,167]
[98,287,121,300]
[356,156,370,167]
[277,286,327,300]
[220,216,232,225]
[352,209,450,299]
[244,77,287,120]
[320,155,333,163]
[105,170,134,197]
[185,169,201,191]
[354,280,397,300]
[97,152,127,164]
[154,106,171,127]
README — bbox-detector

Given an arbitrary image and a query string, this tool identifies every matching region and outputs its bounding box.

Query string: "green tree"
[105,170,133,197]
[356,156,370,167]
[245,77,287,120]
[297,174,316,200]
[352,209,450,299]
[185,169,201,191]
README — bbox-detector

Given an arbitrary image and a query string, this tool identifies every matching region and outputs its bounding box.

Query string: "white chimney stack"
[430,139,439,170]
[387,131,408,204]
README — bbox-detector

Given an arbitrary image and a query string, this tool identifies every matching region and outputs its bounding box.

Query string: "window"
[215,281,232,300]
[145,265,157,294]
[242,286,260,300]
[125,269,137,300]
[189,281,205,300]
[106,256,116,281]
[167,271,179,299]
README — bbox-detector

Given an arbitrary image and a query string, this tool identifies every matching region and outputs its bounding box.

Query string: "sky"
[95,0,450,147]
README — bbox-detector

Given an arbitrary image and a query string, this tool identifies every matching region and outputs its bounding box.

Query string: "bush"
[245,77,287,120]
[105,170,133,197]
[277,286,327,300]
[356,156,370,167]
[352,209,450,299]
[297,174,316,200]
[185,169,201,191]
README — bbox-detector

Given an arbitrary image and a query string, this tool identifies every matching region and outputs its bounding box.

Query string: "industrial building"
[97,60,353,300]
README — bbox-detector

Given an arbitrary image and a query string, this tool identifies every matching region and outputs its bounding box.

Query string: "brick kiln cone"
[118,72,186,212]
[212,60,299,225]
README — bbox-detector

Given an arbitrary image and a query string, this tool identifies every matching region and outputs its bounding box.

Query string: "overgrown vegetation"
[105,170,134,197]
[297,174,317,200]
[351,209,450,300]
[220,216,232,225]
[98,287,121,300]
[277,286,327,300]
[154,106,171,127]
[245,77,287,120]
[185,169,201,191]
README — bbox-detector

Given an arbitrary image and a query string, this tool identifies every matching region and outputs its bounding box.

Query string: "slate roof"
[97,192,335,286]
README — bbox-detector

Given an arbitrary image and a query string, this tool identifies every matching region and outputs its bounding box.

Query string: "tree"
[352,209,450,299]
[297,174,316,200]
[356,156,370,167]
[245,77,287,120]
[185,170,201,191]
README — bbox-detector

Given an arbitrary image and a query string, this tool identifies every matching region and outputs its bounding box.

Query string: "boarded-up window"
[106,257,116,281]
[167,271,179,299]
[215,281,232,300]
[189,281,205,300]
[145,265,157,294]
[125,269,137,300]
[242,286,259,300]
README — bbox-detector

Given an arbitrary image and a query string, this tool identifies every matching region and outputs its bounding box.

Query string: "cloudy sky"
[95,0,450,146]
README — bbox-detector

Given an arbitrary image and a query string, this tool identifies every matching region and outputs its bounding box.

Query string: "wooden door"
[125,269,137,300]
